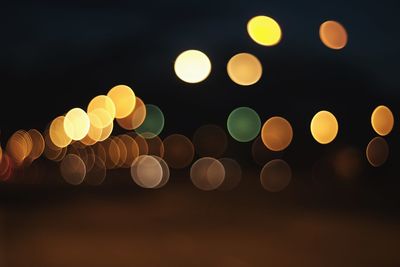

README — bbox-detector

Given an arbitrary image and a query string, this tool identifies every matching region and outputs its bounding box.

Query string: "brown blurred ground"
[1,174,399,267]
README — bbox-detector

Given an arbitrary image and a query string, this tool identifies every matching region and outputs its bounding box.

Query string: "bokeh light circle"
[371,105,394,136]
[49,116,72,148]
[135,104,165,138]
[107,85,136,119]
[247,15,282,46]
[310,110,338,144]
[261,116,293,151]
[27,129,45,161]
[260,159,291,192]
[60,154,86,185]
[131,155,163,189]
[116,97,146,130]
[227,107,261,142]
[64,108,90,141]
[87,95,116,124]
[190,157,225,191]
[366,137,389,167]
[174,50,211,83]
[163,134,195,169]
[227,53,262,86]
[319,20,348,50]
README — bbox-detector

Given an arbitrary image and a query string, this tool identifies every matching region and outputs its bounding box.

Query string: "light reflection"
[131,155,163,189]
[190,157,225,191]
[60,154,86,185]
[366,137,389,167]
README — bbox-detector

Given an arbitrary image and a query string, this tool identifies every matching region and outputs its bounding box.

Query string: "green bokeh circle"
[135,104,165,139]
[227,107,261,142]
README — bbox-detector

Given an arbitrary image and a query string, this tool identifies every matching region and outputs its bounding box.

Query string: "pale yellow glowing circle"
[49,116,72,148]
[310,110,339,144]
[87,95,116,123]
[227,53,262,86]
[107,85,136,119]
[64,108,90,141]
[174,50,211,83]
[319,20,348,50]
[371,105,394,136]
[247,15,282,46]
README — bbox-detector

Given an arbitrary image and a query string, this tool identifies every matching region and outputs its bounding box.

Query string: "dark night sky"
[0,0,399,175]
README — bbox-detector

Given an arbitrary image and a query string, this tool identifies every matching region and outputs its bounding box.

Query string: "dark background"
[0,0,399,266]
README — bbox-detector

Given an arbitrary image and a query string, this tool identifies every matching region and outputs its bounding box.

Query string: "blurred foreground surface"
[1,169,399,267]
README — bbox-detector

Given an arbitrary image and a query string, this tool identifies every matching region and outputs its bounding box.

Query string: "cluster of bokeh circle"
[0,16,395,192]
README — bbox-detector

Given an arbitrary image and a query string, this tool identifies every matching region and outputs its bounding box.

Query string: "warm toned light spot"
[103,138,120,169]
[113,136,127,168]
[64,108,90,141]
[131,155,163,188]
[116,97,146,130]
[190,157,225,191]
[82,112,103,144]
[87,95,116,123]
[227,107,261,142]
[88,108,113,131]
[154,156,170,189]
[97,120,114,142]
[163,134,195,169]
[60,154,86,185]
[227,53,262,86]
[49,116,72,148]
[6,131,30,165]
[27,129,45,161]
[174,50,211,83]
[193,124,228,158]
[319,20,348,50]
[107,85,136,119]
[247,15,282,46]
[260,159,291,192]
[371,105,394,136]
[119,134,139,168]
[310,110,338,144]
[261,116,293,151]
[133,134,149,155]
[366,137,389,167]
